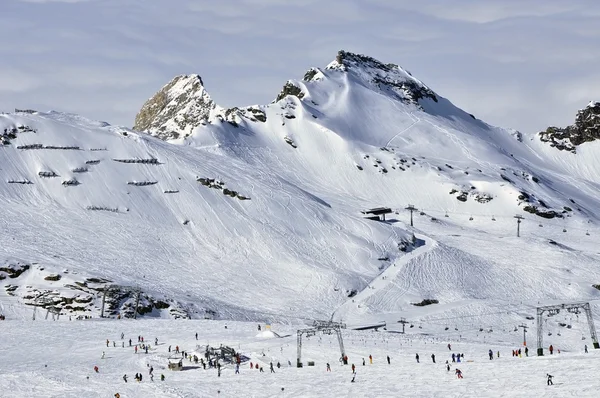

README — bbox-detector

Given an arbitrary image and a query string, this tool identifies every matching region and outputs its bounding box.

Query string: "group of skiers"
[511,347,529,357]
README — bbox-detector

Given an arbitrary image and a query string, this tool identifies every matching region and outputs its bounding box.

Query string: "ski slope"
[1,319,599,397]
[1,50,600,360]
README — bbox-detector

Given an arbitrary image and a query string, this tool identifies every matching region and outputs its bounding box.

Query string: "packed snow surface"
[1,319,599,397]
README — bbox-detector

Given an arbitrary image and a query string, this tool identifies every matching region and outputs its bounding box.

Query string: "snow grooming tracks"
[331,233,436,322]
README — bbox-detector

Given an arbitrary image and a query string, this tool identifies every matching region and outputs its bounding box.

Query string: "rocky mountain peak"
[134,74,219,140]
[326,50,438,106]
[539,101,600,153]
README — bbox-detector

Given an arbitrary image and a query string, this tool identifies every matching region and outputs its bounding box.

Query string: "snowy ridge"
[3,51,600,341]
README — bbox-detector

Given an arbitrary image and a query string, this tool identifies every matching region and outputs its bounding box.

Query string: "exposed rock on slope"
[326,50,438,106]
[539,101,600,153]
[134,74,219,140]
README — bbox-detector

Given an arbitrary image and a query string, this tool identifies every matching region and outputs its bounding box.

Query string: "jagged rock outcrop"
[134,74,219,140]
[539,101,600,153]
[274,81,305,102]
[326,50,438,106]
[134,74,268,140]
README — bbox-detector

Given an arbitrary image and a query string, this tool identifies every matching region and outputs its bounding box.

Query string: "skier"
[277,362,281,369]
[168,345,171,353]
[446,363,450,372]
[547,374,554,386]
[431,354,436,363]
[351,363,356,373]
[362,358,365,366]
[259,367,264,373]
[525,347,529,357]
[270,362,275,373]
[129,339,132,347]
[369,354,373,364]
[250,362,254,369]
[123,374,127,383]
[149,366,154,375]
[518,349,522,358]
[326,363,331,372]
[94,366,99,373]
[415,353,419,363]
[497,351,500,358]
[195,332,198,340]
[113,341,116,347]
[106,339,110,347]
[135,346,138,354]
[235,364,240,374]
[161,374,165,381]
[155,338,158,345]
[121,332,124,340]
[456,354,461,363]
[387,355,391,365]
[351,372,356,383]
[585,344,588,353]
[455,368,463,379]
[145,346,148,354]
[258,324,261,331]
[447,343,451,351]
[175,346,179,354]
[102,351,105,359]
[549,345,554,355]
[451,353,456,363]
[488,349,493,360]
[122,342,124,348]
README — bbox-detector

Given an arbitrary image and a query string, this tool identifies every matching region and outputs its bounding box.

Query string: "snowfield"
[1,319,599,397]
[2,50,600,397]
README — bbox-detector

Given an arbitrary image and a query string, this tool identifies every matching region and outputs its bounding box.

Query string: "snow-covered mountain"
[2,51,600,338]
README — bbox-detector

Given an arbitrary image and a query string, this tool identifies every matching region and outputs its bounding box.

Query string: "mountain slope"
[3,51,600,333]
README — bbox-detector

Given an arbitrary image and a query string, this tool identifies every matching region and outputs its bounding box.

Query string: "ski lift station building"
[168,356,183,371]
[361,207,392,221]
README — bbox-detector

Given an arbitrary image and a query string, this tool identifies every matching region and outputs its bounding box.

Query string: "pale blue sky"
[3,0,599,133]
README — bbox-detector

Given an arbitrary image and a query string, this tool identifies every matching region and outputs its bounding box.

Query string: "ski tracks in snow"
[331,233,436,322]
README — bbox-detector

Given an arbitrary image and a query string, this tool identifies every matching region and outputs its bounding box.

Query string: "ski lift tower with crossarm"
[297,320,346,367]
[536,301,599,356]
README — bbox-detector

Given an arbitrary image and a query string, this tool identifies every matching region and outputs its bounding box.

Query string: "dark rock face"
[328,50,438,106]
[539,101,600,153]
[275,81,305,102]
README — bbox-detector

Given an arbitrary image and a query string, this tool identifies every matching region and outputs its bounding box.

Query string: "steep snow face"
[326,50,438,106]
[134,74,221,140]
[0,111,415,321]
